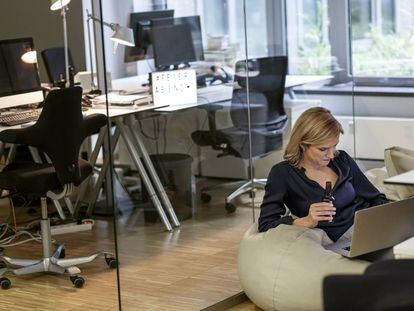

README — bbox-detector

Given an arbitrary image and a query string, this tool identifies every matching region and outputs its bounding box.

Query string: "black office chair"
[41,47,76,85]
[0,87,116,289]
[323,259,414,311]
[191,56,288,212]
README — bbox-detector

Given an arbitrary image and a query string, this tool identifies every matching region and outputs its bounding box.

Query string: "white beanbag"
[238,224,370,311]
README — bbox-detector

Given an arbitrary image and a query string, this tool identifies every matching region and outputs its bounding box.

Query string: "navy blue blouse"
[258,150,388,241]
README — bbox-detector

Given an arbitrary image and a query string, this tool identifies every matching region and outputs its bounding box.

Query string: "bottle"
[322,181,335,223]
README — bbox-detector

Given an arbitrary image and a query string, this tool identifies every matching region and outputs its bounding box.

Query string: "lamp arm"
[87,14,119,31]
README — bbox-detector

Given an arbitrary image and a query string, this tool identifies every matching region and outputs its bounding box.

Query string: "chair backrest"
[30,87,93,185]
[230,56,288,130]
[41,47,76,84]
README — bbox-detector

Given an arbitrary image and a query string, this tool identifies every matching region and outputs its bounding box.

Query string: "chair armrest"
[82,113,107,138]
[0,126,35,145]
[252,114,288,128]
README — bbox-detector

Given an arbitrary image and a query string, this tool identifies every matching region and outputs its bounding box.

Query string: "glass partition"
[6,0,412,309]
[99,0,255,309]
[0,0,118,309]
[349,0,414,181]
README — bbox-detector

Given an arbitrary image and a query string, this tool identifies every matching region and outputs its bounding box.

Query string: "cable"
[138,118,159,141]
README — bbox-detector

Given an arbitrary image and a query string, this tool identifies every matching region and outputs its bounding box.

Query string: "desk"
[75,103,180,232]
[384,170,414,186]
[112,74,333,102]
[108,75,331,179]
[285,75,332,99]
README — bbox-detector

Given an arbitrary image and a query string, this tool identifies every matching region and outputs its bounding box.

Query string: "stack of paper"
[94,93,150,106]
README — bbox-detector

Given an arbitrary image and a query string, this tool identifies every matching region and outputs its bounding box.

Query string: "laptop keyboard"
[0,109,41,126]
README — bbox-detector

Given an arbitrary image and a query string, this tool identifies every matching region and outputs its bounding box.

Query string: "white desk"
[384,170,414,186]
[75,103,179,232]
[111,74,332,101]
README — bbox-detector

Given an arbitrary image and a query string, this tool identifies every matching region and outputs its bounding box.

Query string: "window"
[286,0,333,75]
[286,0,414,86]
[350,0,414,80]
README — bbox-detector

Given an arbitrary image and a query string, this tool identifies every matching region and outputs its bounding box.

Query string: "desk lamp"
[86,10,135,93]
[50,0,71,88]
[21,51,37,64]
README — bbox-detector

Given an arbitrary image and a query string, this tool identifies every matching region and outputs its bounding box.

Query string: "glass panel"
[286,0,333,75]
[351,0,414,77]
[350,0,414,175]
[0,0,118,308]
[99,0,255,309]
[286,0,355,157]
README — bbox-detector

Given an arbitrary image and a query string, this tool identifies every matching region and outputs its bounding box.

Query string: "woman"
[258,107,388,242]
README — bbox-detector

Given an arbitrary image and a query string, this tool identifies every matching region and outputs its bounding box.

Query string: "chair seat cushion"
[0,159,92,195]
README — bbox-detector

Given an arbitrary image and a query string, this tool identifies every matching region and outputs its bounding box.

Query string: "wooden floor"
[226,300,262,311]
[0,180,263,310]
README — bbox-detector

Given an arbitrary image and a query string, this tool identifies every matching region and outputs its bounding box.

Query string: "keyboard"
[0,109,41,126]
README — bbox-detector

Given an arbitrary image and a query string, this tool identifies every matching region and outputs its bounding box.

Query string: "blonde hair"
[284,107,343,167]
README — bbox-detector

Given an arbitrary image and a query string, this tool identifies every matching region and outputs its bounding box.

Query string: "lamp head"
[21,51,38,64]
[50,0,71,11]
[110,24,135,47]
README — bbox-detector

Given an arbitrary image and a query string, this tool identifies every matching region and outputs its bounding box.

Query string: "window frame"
[330,0,414,86]
[284,0,413,87]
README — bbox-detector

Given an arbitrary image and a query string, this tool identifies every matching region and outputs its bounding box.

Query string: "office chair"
[41,47,76,85]
[192,56,288,212]
[323,259,414,311]
[0,87,116,289]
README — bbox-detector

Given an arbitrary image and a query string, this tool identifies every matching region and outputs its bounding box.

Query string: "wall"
[0,0,85,83]
[297,93,414,160]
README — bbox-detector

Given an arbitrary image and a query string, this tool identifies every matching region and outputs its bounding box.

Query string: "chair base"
[0,243,116,288]
[0,197,117,289]
[201,178,267,213]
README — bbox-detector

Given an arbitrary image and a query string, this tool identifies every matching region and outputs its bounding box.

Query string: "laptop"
[325,197,414,257]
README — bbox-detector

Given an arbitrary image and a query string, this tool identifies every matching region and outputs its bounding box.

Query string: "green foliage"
[297,0,332,75]
[352,27,414,76]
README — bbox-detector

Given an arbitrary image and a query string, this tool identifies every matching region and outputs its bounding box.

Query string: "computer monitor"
[124,9,174,62]
[151,23,196,69]
[0,37,43,109]
[151,15,204,61]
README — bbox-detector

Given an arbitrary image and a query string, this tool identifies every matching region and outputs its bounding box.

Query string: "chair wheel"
[105,257,118,269]
[0,260,7,269]
[70,275,85,288]
[201,193,212,203]
[0,277,11,289]
[59,249,66,259]
[225,202,237,213]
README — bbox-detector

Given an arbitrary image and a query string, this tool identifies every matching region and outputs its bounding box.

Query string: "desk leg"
[74,127,106,217]
[115,119,173,231]
[0,142,4,161]
[5,144,17,165]
[127,119,180,227]
[86,127,121,216]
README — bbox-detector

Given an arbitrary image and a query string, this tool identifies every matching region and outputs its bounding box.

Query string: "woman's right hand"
[293,202,336,228]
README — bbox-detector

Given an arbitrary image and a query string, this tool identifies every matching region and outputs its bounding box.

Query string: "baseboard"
[201,291,248,311]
